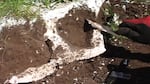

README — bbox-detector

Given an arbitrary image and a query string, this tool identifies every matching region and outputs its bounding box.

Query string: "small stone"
[90,59,95,61]
[0,47,4,50]
[101,63,105,66]
[73,78,78,81]
[30,60,33,63]
[56,74,61,77]
[67,71,70,75]
[73,66,79,71]
[35,50,40,54]
[93,71,97,74]
[111,59,114,62]
[76,17,79,21]
[59,66,63,69]
[122,5,126,11]
[114,38,118,42]
[46,80,49,83]
[98,67,103,70]
[24,40,27,43]
[69,13,72,16]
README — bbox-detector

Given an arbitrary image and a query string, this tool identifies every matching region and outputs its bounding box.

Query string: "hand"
[116,22,150,44]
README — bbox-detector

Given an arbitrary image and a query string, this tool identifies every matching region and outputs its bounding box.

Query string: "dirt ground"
[0,20,51,83]
[0,0,150,84]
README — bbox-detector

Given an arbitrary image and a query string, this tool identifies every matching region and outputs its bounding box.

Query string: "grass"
[0,0,74,19]
[0,0,34,19]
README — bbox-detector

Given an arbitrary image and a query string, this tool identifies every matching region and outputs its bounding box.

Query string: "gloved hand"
[116,16,150,44]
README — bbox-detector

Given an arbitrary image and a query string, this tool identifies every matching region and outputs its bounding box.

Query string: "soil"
[56,8,95,48]
[0,20,51,83]
[0,0,150,84]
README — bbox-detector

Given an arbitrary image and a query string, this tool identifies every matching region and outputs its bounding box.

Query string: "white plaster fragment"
[0,17,26,31]
[6,59,58,84]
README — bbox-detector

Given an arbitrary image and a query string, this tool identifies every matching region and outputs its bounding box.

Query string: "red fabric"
[123,16,150,27]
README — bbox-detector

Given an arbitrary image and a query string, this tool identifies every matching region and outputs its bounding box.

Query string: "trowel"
[84,19,119,37]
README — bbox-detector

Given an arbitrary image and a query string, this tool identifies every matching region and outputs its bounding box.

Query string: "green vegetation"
[102,3,119,32]
[0,0,34,19]
[0,0,74,19]
[102,1,128,43]
[102,0,150,43]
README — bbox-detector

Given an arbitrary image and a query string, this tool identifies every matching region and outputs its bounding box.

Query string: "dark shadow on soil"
[102,42,150,63]
[105,62,150,84]
[101,34,150,84]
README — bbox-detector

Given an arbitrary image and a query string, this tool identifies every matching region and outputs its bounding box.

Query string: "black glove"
[116,22,150,44]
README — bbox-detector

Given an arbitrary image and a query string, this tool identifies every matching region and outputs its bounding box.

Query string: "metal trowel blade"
[86,19,119,37]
